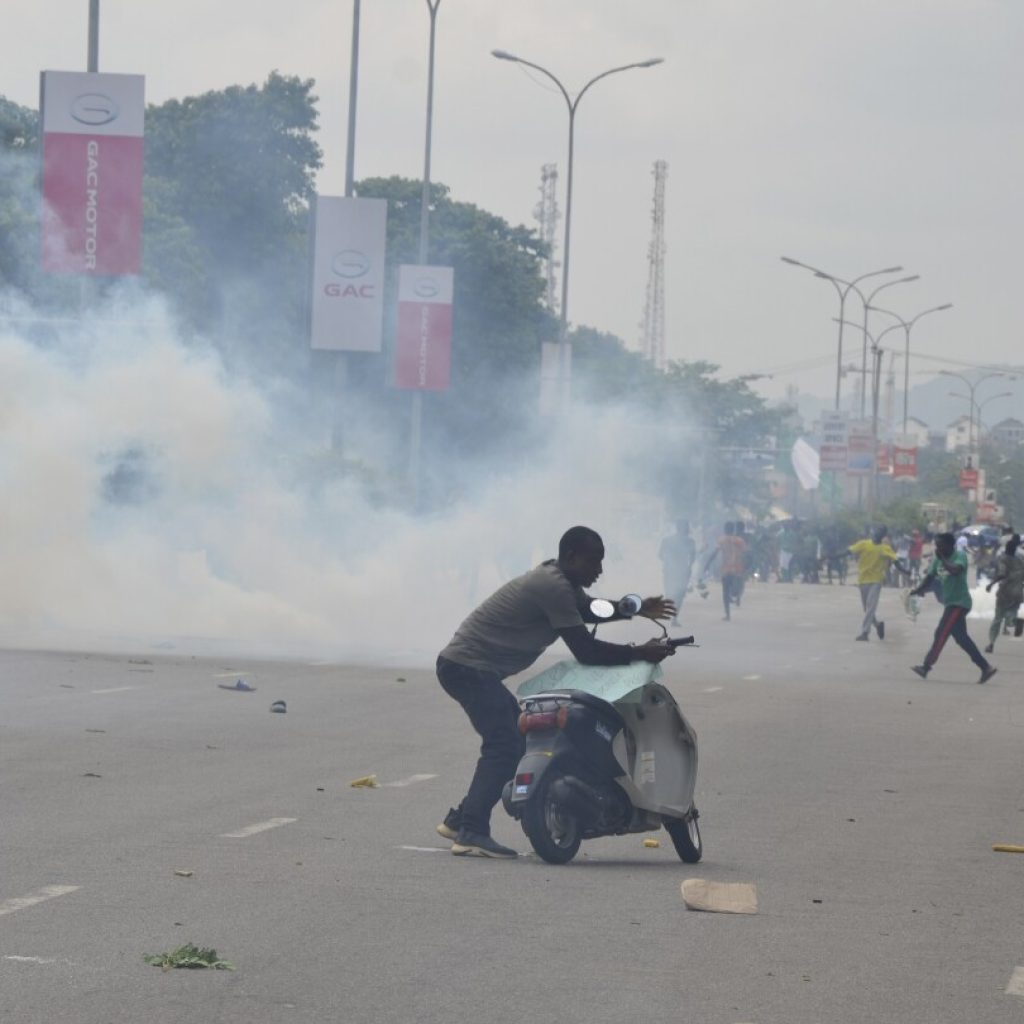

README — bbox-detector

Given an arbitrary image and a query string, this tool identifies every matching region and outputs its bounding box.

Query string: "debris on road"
[993,843,1024,854]
[82,772,102,778]
[270,700,287,713]
[643,838,660,849]
[218,679,255,692]
[681,879,758,915]
[173,870,194,878]
[349,774,379,789]
[143,943,234,971]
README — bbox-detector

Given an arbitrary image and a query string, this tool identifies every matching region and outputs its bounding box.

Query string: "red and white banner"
[40,70,144,275]
[891,435,918,480]
[309,196,388,351]
[393,265,453,390]
[845,421,874,476]
[818,411,848,472]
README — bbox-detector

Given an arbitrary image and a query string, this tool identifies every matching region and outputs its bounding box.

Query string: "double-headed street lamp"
[941,369,1017,452]
[870,303,953,432]
[492,50,664,389]
[779,258,903,410]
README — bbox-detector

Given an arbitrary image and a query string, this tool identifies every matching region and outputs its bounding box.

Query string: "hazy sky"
[6,0,1024,404]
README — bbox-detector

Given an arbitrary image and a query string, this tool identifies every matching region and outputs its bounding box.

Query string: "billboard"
[40,70,145,275]
[393,264,454,390]
[891,435,918,480]
[818,411,848,472]
[845,421,874,476]
[309,196,388,351]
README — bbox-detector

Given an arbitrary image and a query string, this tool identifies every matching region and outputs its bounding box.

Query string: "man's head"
[724,522,735,536]
[935,532,956,558]
[675,519,690,535]
[735,521,746,535]
[872,525,888,544]
[558,526,604,587]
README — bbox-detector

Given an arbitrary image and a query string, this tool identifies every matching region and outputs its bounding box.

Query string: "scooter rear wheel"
[522,774,582,865]
[665,809,702,863]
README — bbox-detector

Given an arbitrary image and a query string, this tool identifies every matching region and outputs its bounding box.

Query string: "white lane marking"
[0,886,80,918]
[702,686,724,693]
[1006,966,1024,997]
[397,845,448,854]
[381,773,438,788]
[219,817,296,838]
[742,674,761,681]
[91,686,138,694]
[4,956,58,964]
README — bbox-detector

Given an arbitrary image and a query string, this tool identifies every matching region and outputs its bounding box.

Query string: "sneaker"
[855,633,869,642]
[451,830,518,859]
[979,665,998,685]
[911,664,929,679]
[875,621,885,640]
[984,643,994,654]
[436,808,461,841]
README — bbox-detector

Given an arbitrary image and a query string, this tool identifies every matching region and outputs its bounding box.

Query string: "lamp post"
[857,275,919,417]
[780,258,903,410]
[493,50,664,398]
[870,303,953,433]
[940,370,1016,453]
[947,387,1013,451]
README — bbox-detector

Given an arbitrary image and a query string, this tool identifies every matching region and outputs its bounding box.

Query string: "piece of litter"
[174,870,194,878]
[396,677,406,682]
[993,843,1024,854]
[218,679,255,693]
[812,898,823,904]
[643,838,660,849]
[316,787,325,792]
[85,729,106,733]
[349,774,379,788]
[269,700,287,713]
[681,879,758,915]
[82,772,102,778]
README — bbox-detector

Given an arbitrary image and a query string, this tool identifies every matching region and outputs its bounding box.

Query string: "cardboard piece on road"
[993,843,1024,854]
[681,879,758,915]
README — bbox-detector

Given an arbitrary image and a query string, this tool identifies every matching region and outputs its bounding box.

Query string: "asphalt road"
[2,579,1023,1024]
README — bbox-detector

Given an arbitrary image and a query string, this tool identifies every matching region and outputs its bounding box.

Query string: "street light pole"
[858,275,919,417]
[871,303,953,433]
[493,51,664,398]
[941,370,1016,454]
[779,258,902,410]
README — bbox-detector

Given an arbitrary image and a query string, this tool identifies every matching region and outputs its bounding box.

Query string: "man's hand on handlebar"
[634,640,676,663]
[640,595,676,621]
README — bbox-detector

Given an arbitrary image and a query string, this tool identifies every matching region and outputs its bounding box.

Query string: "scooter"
[501,596,701,865]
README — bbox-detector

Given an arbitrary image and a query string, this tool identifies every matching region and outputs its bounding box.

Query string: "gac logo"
[324,283,375,298]
[331,250,370,278]
[413,277,440,299]
[71,93,119,126]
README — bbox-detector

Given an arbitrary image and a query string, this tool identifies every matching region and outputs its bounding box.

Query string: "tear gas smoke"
[0,292,684,666]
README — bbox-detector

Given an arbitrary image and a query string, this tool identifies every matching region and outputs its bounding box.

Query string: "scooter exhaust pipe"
[549,775,605,824]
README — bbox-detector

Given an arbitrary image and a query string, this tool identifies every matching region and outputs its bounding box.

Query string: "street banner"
[393,264,454,390]
[959,468,979,491]
[40,70,145,275]
[845,420,874,476]
[891,435,918,480]
[876,442,891,475]
[818,411,848,472]
[309,196,387,351]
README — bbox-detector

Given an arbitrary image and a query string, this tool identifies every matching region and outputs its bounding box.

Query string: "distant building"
[988,417,1024,448]
[945,414,972,452]
[902,416,930,448]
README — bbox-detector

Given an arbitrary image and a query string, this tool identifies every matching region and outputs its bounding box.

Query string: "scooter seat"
[566,689,626,732]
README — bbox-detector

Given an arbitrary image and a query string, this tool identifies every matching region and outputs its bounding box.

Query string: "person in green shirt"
[909,532,996,683]
[849,526,900,641]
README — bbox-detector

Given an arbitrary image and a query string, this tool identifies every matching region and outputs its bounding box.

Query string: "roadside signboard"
[959,468,979,491]
[818,411,848,472]
[40,70,145,274]
[891,436,919,479]
[845,420,874,476]
[876,442,891,475]
[309,196,387,351]
[393,264,454,390]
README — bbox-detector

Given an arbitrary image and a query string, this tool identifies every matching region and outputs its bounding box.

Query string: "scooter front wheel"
[665,809,702,863]
[522,774,582,865]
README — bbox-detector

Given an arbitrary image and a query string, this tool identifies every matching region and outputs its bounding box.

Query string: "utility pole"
[640,160,667,368]
[88,0,99,71]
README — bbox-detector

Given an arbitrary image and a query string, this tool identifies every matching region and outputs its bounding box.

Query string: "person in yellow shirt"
[848,526,901,641]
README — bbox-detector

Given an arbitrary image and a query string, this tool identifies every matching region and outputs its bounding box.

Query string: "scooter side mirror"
[589,599,616,620]
[617,594,643,617]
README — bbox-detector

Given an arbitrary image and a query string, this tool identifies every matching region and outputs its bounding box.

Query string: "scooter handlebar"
[667,635,695,648]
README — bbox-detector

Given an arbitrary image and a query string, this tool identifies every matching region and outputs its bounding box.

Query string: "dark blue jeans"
[437,656,525,835]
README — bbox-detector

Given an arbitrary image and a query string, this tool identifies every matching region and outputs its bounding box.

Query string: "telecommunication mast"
[640,160,668,368]
[534,163,561,315]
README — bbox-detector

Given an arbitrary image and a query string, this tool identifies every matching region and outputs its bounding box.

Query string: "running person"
[849,526,900,641]
[984,533,1023,654]
[909,532,997,683]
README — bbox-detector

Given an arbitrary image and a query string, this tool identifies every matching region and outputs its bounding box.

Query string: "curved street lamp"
[492,50,664,385]
[940,370,1017,453]
[870,303,953,433]
[857,275,919,416]
[780,257,902,410]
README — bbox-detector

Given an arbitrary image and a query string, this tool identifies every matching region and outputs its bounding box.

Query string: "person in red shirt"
[703,521,748,621]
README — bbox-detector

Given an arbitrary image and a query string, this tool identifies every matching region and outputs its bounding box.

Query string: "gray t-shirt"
[439,560,587,678]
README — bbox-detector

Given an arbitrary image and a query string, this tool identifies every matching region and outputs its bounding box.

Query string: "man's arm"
[557,625,674,666]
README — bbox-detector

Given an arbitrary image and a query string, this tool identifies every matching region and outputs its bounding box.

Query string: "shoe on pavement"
[984,643,994,654]
[436,807,461,841]
[911,664,929,679]
[875,621,885,640]
[451,830,518,859]
[979,665,998,685]
[855,633,869,642]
